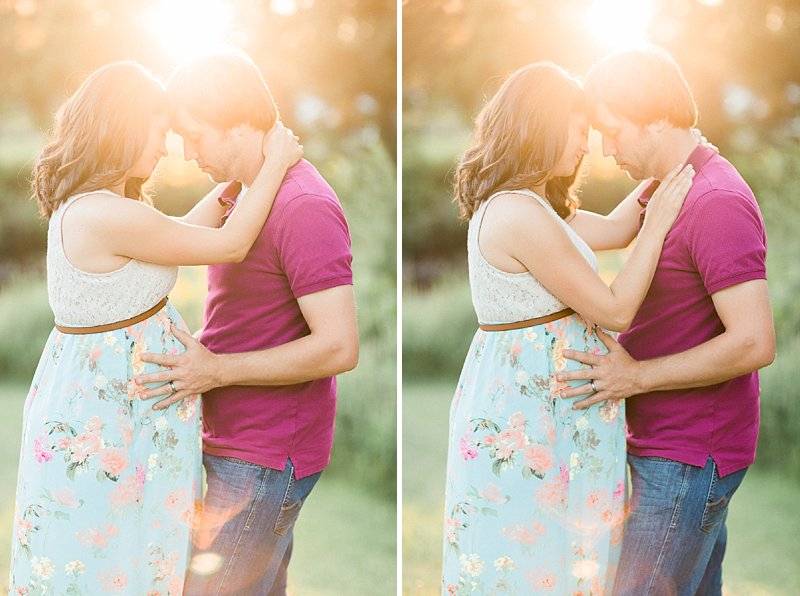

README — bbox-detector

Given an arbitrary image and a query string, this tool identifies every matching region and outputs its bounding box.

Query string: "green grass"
[402,378,800,596]
[0,382,396,595]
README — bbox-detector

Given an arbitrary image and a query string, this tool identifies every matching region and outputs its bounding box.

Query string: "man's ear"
[645,118,670,134]
[229,123,255,137]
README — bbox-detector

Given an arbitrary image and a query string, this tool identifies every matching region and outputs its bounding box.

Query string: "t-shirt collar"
[638,144,715,207]
[217,180,243,225]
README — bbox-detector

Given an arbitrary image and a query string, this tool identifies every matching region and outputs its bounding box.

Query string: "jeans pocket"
[273,467,321,536]
[700,494,729,534]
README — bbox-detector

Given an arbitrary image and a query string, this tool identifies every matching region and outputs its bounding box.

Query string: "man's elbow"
[741,333,776,371]
[330,337,359,374]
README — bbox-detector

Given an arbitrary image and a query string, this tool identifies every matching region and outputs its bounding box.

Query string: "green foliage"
[757,338,800,478]
[318,143,398,497]
[0,276,53,380]
[401,107,470,284]
[402,272,474,381]
[732,146,800,340]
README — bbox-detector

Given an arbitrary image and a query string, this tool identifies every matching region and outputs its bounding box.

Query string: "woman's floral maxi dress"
[442,190,627,595]
[9,191,201,595]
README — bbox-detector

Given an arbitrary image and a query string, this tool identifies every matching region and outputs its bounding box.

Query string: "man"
[136,49,358,595]
[557,46,775,595]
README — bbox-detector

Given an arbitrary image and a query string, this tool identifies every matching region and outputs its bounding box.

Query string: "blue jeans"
[613,455,747,596]
[184,454,322,596]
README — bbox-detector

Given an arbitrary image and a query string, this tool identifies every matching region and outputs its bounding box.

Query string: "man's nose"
[182,142,197,162]
[601,137,615,158]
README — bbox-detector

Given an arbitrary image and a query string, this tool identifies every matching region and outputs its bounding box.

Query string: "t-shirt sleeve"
[686,190,767,295]
[274,193,353,298]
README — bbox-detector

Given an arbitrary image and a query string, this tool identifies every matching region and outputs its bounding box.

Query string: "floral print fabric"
[9,302,201,595]
[443,315,626,595]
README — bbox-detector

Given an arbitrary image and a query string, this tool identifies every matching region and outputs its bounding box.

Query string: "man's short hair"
[167,48,278,131]
[584,44,697,128]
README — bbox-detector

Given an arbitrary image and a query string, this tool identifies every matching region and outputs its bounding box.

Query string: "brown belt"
[55,297,168,335]
[479,307,575,332]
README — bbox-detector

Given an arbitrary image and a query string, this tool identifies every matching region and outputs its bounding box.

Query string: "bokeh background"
[0,1,396,594]
[403,0,799,594]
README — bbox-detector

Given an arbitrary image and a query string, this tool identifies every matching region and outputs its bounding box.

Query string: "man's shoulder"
[690,152,754,203]
[276,159,338,206]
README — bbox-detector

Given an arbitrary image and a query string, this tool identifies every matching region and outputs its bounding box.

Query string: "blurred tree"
[402,0,800,278]
[0,0,396,149]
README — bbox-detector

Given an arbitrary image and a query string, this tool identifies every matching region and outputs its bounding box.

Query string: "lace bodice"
[468,189,598,325]
[47,190,178,327]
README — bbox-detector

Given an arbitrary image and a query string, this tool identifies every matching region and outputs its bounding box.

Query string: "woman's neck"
[532,182,547,199]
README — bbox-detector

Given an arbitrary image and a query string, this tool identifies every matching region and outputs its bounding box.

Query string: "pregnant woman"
[9,61,301,594]
[442,62,694,595]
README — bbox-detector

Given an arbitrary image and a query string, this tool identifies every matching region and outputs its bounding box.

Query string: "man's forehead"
[591,101,626,131]
[170,106,207,134]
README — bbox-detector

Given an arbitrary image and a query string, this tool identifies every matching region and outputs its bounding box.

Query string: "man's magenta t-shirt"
[200,160,352,479]
[619,146,767,477]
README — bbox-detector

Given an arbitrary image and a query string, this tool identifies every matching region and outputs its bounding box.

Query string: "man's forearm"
[212,333,358,388]
[634,330,774,394]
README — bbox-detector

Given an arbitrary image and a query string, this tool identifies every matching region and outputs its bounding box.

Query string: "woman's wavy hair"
[454,62,585,221]
[32,61,167,219]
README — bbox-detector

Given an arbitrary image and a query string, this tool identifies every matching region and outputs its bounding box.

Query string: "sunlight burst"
[139,0,233,63]
[585,0,654,49]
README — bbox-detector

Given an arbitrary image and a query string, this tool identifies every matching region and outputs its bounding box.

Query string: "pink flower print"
[510,342,523,356]
[33,437,53,463]
[444,516,460,544]
[136,463,146,488]
[460,433,478,461]
[526,570,557,591]
[88,346,102,364]
[446,585,458,596]
[478,483,506,504]
[16,517,33,546]
[109,477,142,510]
[16,587,30,595]
[507,411,526,428]
[127,378,148,400]
[167,575,183,595]
[613,482,626,502]
[503,521,546,545]
[535,478,563,508]
[76,523,118,550]
[70,432,103,464]
[52,487,80,509]
[165,490,189,518]
[99,447,129,478]
[147,592,162,596]
[496,427,526,460]
[553,338,570,371]
[99,572,128,592]
[152,551,177,579]
[560,463,570,492]
[84,416,104,433]
[132,343,146,376]
[57,438,71,450]
[523,444,554,475]
[587,492,600,509]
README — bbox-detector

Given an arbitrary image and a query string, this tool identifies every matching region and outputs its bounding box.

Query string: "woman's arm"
[177,182,228,228]
[75,123,302,266]
[567,179,651,250]
[487,165,693,331]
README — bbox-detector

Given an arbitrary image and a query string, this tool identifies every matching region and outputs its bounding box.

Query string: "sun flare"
[138,0,233,63]
[585,0,654,49]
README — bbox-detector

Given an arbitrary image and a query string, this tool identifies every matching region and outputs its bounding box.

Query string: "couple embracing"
[443,45,774,595]
[10,49,358,595]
